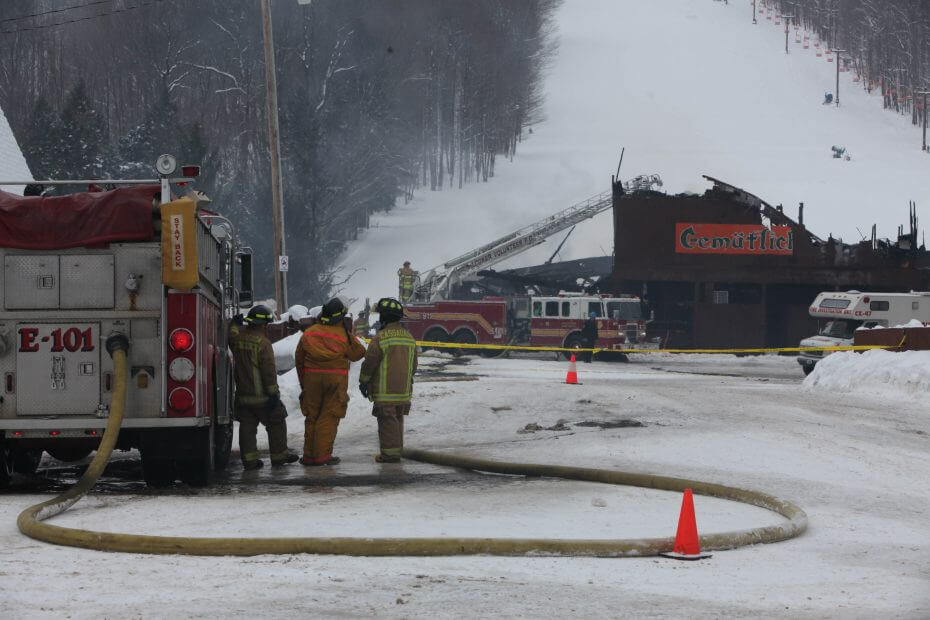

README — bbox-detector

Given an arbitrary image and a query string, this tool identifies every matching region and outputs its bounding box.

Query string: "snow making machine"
[0,156,254,487]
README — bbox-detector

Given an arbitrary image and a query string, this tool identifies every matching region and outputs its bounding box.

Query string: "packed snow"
[804,348,930,401]
[3,353,929,617]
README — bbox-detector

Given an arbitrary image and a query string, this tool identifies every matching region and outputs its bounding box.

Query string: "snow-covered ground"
[338,0,930,310]
[2,352,929,618]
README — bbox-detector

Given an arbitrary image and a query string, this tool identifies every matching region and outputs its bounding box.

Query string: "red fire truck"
[403,293,653,357]
[0,157,252,488]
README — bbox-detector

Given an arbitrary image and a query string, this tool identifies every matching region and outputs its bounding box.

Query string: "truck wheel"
[213,421,233,472]
[0,443,13,489]
[452,329,477,357]
[141,454,176,488]
[46,444,93,463]
[12,448,42,475]
[177,426,214,487]
[423,327,450,353]
[562,333,584,360]
[211,361,234,472]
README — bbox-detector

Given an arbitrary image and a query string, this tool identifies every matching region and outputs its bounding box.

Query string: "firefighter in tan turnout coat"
[295,298,366,465]
[229,305,299,470]
[359,298,418,463]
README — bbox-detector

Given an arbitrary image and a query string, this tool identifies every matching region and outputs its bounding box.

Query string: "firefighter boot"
[271,451,300,467]
[243,459,264,471]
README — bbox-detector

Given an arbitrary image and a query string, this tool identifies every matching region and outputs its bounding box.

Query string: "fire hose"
[18,335,807,557]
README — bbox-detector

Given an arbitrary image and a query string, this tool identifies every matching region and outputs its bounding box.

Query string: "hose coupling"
[105,333,130,356]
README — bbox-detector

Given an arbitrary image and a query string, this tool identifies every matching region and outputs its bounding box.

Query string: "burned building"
[611,176,930,349]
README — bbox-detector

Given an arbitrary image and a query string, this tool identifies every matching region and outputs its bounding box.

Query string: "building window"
[713,290,729,305]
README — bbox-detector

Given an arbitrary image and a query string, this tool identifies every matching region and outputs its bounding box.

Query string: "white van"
[797,291,930,375]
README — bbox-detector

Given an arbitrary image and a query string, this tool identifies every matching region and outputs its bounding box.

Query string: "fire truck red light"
[13,431,23,437]
[49,430,60,436]
[168,387,195,411]
[181,165,200,178]
[169,328,194,352]
[86,430,98,436]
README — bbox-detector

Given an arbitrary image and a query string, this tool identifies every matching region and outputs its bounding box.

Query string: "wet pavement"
[1,453,496,496]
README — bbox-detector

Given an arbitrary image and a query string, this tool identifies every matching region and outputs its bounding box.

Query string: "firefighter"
[397,261,419,302]
[358,297,417,463]
[294,297,366,465]
[354,298,371,337]
[581,312,598,363]
[229,305,299,470]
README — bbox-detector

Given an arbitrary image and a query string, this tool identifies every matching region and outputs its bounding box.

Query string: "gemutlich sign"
[675,223,794,255]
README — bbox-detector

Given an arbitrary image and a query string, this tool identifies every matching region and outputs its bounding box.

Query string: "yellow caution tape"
[391,334,907,356]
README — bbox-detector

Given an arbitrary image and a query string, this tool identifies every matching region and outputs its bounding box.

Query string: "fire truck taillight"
[169,328,194,352]
[168,387,195,412]
[169,357,195,382]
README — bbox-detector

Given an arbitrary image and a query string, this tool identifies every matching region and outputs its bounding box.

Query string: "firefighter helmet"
[320,297,347,324]
[245,304,274,325]
[376,297,405,324]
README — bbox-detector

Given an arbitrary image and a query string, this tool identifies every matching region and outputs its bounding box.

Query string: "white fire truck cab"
[797,290,930,375]
[0,159,253,487]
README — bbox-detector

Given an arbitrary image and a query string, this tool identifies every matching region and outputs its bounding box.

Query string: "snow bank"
[803,349,930,402]
[857,319,926,330]
[279,304,309,322]
[272,331,302,373]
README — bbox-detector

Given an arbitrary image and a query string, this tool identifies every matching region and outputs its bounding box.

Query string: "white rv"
[797,291,930,374]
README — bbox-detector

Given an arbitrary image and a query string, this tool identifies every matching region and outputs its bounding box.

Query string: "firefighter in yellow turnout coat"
[228,305,298,470]
[359,298,417,463]
[397,261,418,302]
[295,298,366,465]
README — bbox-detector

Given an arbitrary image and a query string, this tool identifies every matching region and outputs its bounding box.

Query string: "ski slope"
[338,0,930,310]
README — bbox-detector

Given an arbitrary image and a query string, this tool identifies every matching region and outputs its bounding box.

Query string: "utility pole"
[752,0,757,24]
[261,0,288,314]
[781,15,792,53]
[832,49,846,106]
[919,91,930,151]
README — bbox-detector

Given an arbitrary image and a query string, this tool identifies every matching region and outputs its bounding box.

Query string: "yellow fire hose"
[17,337,807,557]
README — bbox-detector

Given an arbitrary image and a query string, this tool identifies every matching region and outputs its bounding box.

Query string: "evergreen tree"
[111,85,179,178]
[20,96,58,178]
[58,80,105,178]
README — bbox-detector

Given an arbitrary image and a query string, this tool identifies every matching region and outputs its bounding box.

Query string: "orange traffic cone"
[565,353,580,385]
[659,488,712,560]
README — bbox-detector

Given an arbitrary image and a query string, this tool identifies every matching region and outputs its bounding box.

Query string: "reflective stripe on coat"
[359,325,417,404]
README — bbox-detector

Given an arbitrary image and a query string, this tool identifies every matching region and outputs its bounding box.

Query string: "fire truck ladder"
[415,174,661,301]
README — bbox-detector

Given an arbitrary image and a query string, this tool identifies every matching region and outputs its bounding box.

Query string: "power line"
[1,0,117,26]
[0,0,168,36]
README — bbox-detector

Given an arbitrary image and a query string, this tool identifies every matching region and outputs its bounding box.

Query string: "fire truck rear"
[404,293,654,357]
[0,158,252,488]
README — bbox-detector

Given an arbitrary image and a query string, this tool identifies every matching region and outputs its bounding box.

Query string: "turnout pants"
[300,373,350,463]
[237,402,289,465]
[372,403,410,458]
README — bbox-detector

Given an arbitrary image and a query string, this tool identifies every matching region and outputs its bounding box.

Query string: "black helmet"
[245,304,274,325]
[376,297,405,324]
[319,297,347,324]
